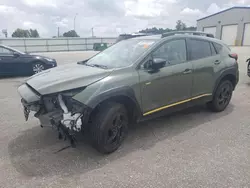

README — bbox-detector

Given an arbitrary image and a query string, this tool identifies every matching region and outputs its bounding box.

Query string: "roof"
[131,33,215,41]
[162,31,214,38]
[128,33,227,48]
[130,35,162,40]
[197,6,250,21]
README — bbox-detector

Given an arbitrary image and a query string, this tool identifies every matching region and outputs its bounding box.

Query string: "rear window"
[189,39,211,60]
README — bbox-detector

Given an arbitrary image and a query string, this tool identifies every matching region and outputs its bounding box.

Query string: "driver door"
[0,46,16,75]
[138,39,193,116]
[0,46,25,76]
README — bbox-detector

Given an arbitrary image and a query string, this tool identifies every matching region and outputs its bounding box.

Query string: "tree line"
[8,20,196,38]
[139,20,197,34]
[10,29,80,38]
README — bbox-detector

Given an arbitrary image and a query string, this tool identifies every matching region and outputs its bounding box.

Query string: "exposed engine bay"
[20,87,91,147]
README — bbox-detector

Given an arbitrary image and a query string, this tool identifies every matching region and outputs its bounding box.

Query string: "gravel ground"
[0,48,249,188]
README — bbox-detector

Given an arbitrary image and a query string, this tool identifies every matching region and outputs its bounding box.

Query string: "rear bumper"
[236,69,239,85]
[248,63,250,77]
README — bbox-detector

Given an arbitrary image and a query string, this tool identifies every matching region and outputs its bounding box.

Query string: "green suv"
[18,32,239,154]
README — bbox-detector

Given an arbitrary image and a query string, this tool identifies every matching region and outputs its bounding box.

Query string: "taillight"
[229,53,238,61]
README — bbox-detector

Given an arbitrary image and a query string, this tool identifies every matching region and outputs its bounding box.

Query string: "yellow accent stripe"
[143,93,212,116]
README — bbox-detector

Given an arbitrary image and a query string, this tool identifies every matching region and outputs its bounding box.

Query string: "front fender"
[73,81,141,113]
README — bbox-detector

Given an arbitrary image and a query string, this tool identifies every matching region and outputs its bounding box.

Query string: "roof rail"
[162,31,214,38]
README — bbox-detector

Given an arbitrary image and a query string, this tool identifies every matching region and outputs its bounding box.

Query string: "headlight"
[60,87,86,97]
[44,58,54,62]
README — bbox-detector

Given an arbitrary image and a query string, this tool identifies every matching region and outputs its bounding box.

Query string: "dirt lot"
[0,47,250,188]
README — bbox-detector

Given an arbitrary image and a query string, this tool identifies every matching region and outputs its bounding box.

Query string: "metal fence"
[0,37,117,53]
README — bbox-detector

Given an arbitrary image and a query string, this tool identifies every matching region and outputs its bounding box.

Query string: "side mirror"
[151,58,166,70]
[13,52,20,57]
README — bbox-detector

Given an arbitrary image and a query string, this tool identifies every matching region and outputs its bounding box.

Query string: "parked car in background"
[0,45,57,76]
[116,32,153,43]
[18,31,238,154]
[93,43,108,51]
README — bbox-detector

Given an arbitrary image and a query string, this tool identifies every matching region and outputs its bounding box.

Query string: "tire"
[32,62,45,74]
[90,102,129,154]
[207,80,233,112]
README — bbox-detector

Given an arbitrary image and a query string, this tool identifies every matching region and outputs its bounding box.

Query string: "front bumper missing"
[24,106,30,121]
[20,95,91,148]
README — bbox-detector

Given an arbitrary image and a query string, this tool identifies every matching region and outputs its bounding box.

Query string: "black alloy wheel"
[91,102,129,154]
[207,80,233,112]
[106,113,127,147]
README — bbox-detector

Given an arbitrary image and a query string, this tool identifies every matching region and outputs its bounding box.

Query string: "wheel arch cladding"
[214,69,237,95]
[88,86,142,124]
[221,74,236,88]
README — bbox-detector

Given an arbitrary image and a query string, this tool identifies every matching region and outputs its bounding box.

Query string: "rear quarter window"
[210,42,217,56]
[213,42,231,54]
[213,43,223,54]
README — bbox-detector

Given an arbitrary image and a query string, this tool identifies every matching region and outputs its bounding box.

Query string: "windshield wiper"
[85,64,108,69]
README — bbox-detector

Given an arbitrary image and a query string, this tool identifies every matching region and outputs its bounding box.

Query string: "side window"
[152,39,187,65]
[213,43,223,54]
[0,47,13,55]
[189,40,211,60]
[210,42,217,56]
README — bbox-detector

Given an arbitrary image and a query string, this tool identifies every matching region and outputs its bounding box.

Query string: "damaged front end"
[18,84,91,147]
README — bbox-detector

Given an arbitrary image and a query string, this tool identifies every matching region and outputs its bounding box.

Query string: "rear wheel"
[32,62,45,74]
[207,80,233,112]
[90,102,128,154]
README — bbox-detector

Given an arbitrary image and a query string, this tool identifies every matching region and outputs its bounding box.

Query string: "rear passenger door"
[187,38,221,99]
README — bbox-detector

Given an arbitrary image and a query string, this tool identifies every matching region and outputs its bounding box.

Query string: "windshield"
[3,45,25,54]
[85,39,156,69]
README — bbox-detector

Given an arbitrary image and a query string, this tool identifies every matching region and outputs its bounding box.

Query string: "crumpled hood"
[26,63,112,95]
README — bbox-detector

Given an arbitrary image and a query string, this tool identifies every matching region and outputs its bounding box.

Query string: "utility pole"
[57,27,60,37]
[91,27,94,37]
[74,13,78,32]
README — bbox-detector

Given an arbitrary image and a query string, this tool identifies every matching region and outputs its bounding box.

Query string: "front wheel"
[90,102,129,154]
[32,62,45,74]
[207,80,233,112]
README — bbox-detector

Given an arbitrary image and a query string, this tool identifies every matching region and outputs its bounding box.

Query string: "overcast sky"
[0,0,249,37]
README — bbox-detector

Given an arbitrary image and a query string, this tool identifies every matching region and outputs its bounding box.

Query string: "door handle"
[183,69,192,74]
[214,60,221,65]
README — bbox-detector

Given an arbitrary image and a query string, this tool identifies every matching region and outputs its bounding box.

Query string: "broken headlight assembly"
[38,87,89,132]
[58,94,84,132]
